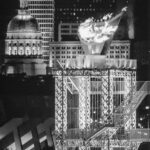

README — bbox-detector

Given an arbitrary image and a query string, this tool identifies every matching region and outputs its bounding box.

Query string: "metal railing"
[128,129,150,141]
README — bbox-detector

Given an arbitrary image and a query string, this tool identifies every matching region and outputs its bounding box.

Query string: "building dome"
[7,10,40,33]
[5,10,42,57]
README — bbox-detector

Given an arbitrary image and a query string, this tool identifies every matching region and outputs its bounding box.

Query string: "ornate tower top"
[20,0,28,9]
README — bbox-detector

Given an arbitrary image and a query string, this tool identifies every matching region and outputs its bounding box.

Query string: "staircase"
[124,81,150,124]
[128,129,150,142]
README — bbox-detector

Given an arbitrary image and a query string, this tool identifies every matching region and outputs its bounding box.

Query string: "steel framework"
[52,67,150,150]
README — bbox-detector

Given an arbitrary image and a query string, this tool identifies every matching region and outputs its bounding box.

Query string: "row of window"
[37,19,54,23]
[110,45,129,49]
[42,43,49,46]
[7,48,41,56]
[60,30,77,34]
[29,6,54,10]
[32,15,54,18]
[57,8,96,12]
[51,46,82,50]
[60,25,78,29]
[109,51,129,54]
[108,55,129,58]
[52,51,84,54]
[41,29,53,32]
[8,43,41,47]
[30,10,54,14]
[90,77,125,92]
[39,24,54,27]
[28,1,54,5]
[53,56,76,59]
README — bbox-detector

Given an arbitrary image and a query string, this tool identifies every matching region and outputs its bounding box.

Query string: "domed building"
[5,10,42,56]
[3,1,47,75]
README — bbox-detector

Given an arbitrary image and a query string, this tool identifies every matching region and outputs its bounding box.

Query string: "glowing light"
[145,106,150,110]
[78,16,117,44]
[140,117,143,121]
[78,7,127,54]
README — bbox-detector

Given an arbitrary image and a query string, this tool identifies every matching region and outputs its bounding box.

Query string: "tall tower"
[27,0,55,62]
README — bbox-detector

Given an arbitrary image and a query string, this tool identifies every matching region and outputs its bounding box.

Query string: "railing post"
[13,127,22,150]
[31,126,41,150]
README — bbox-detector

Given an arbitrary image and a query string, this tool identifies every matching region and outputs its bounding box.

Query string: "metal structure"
[52,56,150,150]
[52,7,150,150]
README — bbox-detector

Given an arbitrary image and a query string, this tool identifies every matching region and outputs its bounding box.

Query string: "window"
[113,78,125,92]
[116,46,120,49]
[67,91,79,129]
[91,148,101,150]
[91,78,102,92]
[90,94,102,129]
[68,147,79,150]
[56,51,60,54]
[110,46,114,49]
[113,94,124,108]
[121,46,125,49]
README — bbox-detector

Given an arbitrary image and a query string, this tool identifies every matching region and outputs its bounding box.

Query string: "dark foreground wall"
[0,74,55,126]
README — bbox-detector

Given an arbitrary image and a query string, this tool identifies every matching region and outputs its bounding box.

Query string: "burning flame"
[78,7,127,54]
[78,14,118,44]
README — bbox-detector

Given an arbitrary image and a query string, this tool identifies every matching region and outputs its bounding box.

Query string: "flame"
[78,13,118,44]
[78,7,127,54]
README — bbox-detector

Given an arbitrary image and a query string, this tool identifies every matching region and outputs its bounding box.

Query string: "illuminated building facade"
[49,40,130,67]
[2,0,47,75]
[58,23,79,41]
[49,41,84,67]
[27,0,55,61]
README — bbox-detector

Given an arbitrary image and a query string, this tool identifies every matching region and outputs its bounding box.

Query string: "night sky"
[0,0,149,40]
[0,1,19,39]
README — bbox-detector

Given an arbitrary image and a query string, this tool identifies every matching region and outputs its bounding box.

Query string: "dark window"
[113,94,124,108]
[67,91,79,129]
[90,94,102,129]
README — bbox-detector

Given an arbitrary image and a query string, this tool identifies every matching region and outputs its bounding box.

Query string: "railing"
[124,81,150,123]
[65,124,114,140]
[113,81,150,128]
[128,129,150,141]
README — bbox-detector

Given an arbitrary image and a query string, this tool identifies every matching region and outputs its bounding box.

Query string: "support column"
[45,126,54,147]
[13,127,22,150]
[31,126,41,150]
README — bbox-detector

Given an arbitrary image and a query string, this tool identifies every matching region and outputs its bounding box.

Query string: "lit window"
[18,47,24,55]
[113,78,125,92]
[25,47,31,56]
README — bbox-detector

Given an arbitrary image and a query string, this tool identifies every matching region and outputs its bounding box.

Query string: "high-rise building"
[27,0,55,62]
[55,0,118,41]
[55,0,130,41]
[58,23,79,41]
[55,0,117,23]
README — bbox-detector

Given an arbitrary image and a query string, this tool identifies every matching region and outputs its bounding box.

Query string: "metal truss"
[53,68,148,150]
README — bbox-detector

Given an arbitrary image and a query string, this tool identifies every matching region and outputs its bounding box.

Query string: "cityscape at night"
[0,0,150,150]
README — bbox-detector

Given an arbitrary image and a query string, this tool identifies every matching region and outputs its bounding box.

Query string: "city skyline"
[0,0,149,150]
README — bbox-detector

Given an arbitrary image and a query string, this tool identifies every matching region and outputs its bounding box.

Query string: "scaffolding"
[51,57,150,150]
